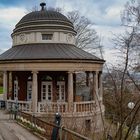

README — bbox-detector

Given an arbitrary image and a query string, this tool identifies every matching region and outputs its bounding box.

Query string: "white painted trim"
[57,81,65,102]
[41,81,53,102]
[27,81,32,101]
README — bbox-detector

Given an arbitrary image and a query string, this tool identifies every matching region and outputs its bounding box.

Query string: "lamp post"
[128,102,135,122]
[51,113,61,140]
[128,102,135,110]
[127,102,135,134]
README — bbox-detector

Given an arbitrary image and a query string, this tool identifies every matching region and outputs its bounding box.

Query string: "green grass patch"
[0,86,3,94]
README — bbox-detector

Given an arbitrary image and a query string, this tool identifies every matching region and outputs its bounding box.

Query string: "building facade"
[0,3,105,132]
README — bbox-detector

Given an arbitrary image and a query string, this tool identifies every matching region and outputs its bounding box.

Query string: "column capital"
[92,71,99,75]
[95,71,99,74]
[68,71,74,74]
[3,71,7,74]
[32,71,38,74]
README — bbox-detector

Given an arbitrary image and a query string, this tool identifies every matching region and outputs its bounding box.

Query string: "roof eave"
[0,59,105,64]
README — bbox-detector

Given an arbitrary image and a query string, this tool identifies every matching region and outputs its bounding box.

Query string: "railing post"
[29,101,31,112]
[74,103,76,112]
[59,126,63,140]
[38,102,40,113]
[64,131,68,140]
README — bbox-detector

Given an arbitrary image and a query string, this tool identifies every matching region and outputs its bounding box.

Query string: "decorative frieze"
[12,31,75,46]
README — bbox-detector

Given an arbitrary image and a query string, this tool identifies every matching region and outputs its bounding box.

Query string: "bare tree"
[121,0,140,26]
[121,0,140,69]
[67,11,99,51]
[103,27,140,140]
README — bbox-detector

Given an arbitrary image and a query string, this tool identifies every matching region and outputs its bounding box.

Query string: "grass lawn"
[0,86,3,94]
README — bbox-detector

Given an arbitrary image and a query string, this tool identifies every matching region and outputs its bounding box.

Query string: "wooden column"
[73,73,76,102]
[89,72,93,100]
[3,71,8,101]
[99,72,103,101]
[68,71,74,111]
[94,71,99,101]
[32,71,38,113]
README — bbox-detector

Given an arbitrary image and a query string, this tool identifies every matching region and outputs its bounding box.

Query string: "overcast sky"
[0,0,129,63]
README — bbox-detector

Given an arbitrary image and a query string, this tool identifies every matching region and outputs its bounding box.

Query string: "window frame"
[42,33,53,40]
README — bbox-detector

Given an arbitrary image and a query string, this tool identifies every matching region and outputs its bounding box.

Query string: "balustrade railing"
[74,101,96,113]
[7,100,32,112]
[7,100,96,114]
[38,102,68,113]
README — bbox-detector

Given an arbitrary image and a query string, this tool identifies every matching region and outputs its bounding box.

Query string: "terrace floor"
[0,110,42,140]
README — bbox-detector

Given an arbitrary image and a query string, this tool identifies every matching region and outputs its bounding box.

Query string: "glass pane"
[48,97,51,100]
[42,34,53,40]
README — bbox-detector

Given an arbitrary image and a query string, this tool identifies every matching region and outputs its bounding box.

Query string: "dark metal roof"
[0,44,104,62]
[16,10,72,27]
[13,10,76,35]
[13,25,76,35]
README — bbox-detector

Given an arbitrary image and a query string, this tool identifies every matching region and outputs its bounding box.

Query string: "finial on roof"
[40,2,46,11]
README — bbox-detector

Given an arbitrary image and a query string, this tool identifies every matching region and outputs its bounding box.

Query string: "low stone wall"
[39,110,105,138]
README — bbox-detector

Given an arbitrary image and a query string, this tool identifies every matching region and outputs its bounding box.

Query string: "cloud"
[104,5,124,24]
[55,0,128,26]
[0,6,27,50]
[0,0,129,62]
[94,25,126,39]
[93,25,126,63]
[103,48,116,63]
[0,7,27,29]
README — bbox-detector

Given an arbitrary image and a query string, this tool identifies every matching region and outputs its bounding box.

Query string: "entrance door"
[27,81,32,101]
[41,82,52,101]
[56,81,65,101]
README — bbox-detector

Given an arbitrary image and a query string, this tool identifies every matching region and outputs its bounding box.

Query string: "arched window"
[27,76,32,80]
[41,75,52,81]
[57,75,65,81]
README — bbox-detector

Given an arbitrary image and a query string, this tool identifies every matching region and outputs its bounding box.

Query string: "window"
[85,119,91,131]
[41,82,52,101]
[41,75,52,81]
[57,76,65,81]
[42,34,53,40]
[56,82,65,101]
[27,81,32,101]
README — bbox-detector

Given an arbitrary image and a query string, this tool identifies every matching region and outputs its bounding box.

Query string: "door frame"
[56,81,65,102]
[41,81,53,102]
[27,81,32,101]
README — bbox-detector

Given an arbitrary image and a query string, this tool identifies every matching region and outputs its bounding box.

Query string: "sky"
[0,0,129,63]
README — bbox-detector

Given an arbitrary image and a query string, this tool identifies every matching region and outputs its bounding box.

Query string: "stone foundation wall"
[40,110,104,137]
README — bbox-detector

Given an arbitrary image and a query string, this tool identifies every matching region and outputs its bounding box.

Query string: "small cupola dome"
[13,3,76,35]
[11,3,76,46]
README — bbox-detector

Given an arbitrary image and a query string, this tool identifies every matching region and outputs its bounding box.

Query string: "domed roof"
[13,4,76,34]
[16,10,72,27]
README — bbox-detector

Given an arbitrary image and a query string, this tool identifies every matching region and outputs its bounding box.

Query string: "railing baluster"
[64,131,68,140]
[7,100,95,115]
